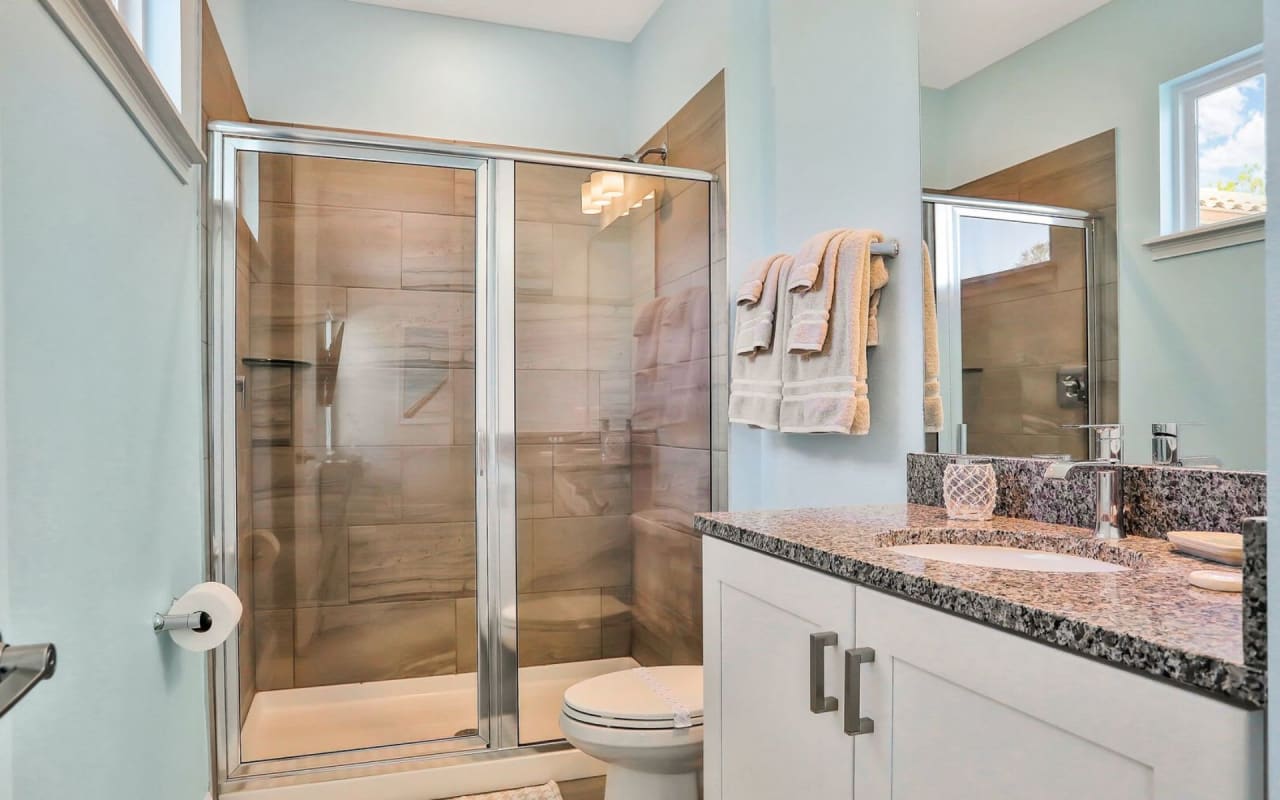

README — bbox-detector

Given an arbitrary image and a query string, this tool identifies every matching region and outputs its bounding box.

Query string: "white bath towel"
[733,253,788,354]
[729,255,795,429]
[787,230,882,355]
[779,231,877,434]
[786,229,847,292]
[922,241,944,433]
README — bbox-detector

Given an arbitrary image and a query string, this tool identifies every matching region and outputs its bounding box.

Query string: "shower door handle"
[0,634,57,719]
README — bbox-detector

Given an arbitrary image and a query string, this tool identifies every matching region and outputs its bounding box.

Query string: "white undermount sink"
[886,543,1131,573]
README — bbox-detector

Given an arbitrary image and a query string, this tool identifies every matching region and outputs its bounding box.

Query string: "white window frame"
[38,0,204,182]
[1150,45,1265,259]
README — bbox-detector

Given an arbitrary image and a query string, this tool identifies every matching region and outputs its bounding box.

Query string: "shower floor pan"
[241,657,639,762]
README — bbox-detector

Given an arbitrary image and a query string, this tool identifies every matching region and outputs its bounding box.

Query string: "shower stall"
[207,122,718,786]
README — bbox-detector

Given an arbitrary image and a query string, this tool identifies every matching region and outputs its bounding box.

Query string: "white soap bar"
[1186,570,1243,593]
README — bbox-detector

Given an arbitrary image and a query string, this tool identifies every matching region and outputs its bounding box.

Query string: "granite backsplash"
[906,452,1266,539]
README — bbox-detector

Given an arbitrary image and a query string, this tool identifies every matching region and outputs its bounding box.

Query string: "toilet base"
[603,764,699,800]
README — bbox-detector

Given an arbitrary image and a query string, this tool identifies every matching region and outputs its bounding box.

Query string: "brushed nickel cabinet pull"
[809,631,839,714]
[844,647,875,735]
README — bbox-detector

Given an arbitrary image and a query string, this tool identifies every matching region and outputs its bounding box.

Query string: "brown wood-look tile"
[552,224,592,299]
[200,0,249,123]
[516,221,555,297]
[403,212,477,292]
[557,777,607,800]
[655,181,711,288]
[452,368,477,447]
[587,303,631,373]
[254,609,294,691]
[530,515,632,592]
[515,297,590,370]
[257,203,403,289]
[517,589,602,667]
[631,445,712,525]
[401,446,476,523]
[601,586,633,658]
[666,71,725,171]
[961,288,1086,370]
[335,447,404,526]
[293,599,457,687]
[515,370,592,434]
[247,363,293,446]
[348,521,477,603]
[259,154,293,204]
[292,157,458,214]
[517,444,555,520]
[455,597,478,674]
[293,525,350,606]
[654,359,711,450]
[516,163,596,226]
[631,515,702,666]
[247,283,348,364]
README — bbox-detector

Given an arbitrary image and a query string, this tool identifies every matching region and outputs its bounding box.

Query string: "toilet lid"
[563,666,703,728]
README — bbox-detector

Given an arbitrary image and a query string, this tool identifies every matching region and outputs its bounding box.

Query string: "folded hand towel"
[733,253,788,355]
[632,295,669,371]
[780,232,876,434]
[787,229,847,292]
[737,254,775,305]
[788,230,882,355]
[729,256,795,429]
[922,241,944,433]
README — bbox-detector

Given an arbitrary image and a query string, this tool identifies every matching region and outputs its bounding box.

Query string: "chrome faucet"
[1043,424,1125,540]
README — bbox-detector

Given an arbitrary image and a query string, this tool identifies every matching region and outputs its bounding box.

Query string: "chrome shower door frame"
[207,127,508,783]
[207,121,719,790]
[923,195,1097,455]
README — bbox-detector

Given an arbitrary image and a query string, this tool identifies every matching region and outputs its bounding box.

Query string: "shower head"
[621,145,669,165]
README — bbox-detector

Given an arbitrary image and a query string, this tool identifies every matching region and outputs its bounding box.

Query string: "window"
[39,0,202,179]
[1159,46,1266,242]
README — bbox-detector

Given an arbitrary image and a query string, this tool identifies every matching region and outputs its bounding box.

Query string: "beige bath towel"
[865,253,890,347]
[922,241,944,433]
[733,253,788,355]
[786,229,847,292]
[779,232,876,434]
[787,230,882,355]
[729,256,795,429]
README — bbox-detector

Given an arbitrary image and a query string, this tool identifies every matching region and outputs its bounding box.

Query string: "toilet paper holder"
[152,610,213,633]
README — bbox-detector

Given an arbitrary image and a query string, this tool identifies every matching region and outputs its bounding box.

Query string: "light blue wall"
[0,97,10,800]
[921,0,1265,470]
[208,0,633,155]
[627,0,730,147]
[727,0,924,509]
[0,2,209,797]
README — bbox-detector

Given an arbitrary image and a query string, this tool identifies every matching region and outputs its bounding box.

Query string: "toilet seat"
[561,666,703,731]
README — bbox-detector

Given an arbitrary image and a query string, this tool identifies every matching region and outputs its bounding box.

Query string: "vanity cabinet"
[703,538,1264,800]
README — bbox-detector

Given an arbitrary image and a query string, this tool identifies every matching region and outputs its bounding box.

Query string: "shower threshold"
[241,657,639,763]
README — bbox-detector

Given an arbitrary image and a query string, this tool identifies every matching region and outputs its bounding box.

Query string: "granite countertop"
[695,504,1264,708]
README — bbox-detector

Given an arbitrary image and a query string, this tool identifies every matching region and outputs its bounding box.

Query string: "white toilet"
[559,665,703,800]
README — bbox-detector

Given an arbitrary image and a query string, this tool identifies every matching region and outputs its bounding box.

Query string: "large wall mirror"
[919,0,1265,471]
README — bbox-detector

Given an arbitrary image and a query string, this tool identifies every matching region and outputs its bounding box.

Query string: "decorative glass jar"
[942,458,997,521]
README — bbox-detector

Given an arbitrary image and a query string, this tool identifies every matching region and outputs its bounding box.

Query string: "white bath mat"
[453,781,563,800]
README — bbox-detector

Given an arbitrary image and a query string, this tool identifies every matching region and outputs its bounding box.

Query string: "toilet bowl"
[558,665,703,800]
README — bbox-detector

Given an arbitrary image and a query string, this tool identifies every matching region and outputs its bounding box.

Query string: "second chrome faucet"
[1043,424,1125,540]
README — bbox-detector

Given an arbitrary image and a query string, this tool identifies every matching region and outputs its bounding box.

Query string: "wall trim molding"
[1144,214,1265,260]
[38,0,204,182]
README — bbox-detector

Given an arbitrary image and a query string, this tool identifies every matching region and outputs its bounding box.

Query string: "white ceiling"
[347,0,665,42]
[919,0,1113,89]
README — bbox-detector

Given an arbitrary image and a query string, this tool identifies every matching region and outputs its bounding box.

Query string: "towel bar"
[870,240,899,257]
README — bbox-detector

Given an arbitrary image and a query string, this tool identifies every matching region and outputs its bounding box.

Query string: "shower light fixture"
[591,170,624,199]
[580,182,602,215]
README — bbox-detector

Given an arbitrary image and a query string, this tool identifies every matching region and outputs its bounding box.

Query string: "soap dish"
[1187,570,1243,593]
[1167,531,1243,566]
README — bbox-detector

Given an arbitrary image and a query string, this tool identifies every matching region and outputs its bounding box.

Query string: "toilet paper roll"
[165,582,243,652]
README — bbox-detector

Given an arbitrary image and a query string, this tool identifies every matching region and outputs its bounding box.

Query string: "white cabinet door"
[704,538,856,800]
[853,586,1264,800]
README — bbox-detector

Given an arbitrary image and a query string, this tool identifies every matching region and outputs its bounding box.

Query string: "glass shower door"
[225,146,488,769]
[928,198,1097,459]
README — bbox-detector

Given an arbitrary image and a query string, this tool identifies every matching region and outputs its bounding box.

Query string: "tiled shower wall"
[243,154,482,689]
[513,163,637,667]
[629,72,727,666]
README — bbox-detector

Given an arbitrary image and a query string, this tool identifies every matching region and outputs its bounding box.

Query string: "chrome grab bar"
[0,633,57,718]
